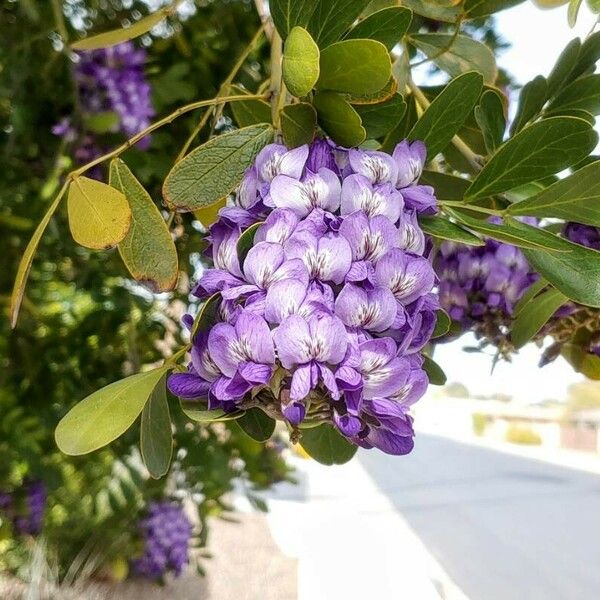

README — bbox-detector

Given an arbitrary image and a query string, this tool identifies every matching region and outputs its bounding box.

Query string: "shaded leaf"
[513,278,549,316]
[408,72,483,158]
[68,176,131,250]
[283,27,320,98]
[546,38,581,97]
[55,367,168,455]
[313,91,366,147]
[181,400,245,422]
[422,355,447,385]
[237,222,264,265]
[465,117,598,201]
[299,424,358,465]
[110,159,178,292]
[163,124,273,212]
[345,7,412,50]
[561,343,600,379]
[237,408,276,442]
[307,0,372,47]
[570,31,600,82]
[464,0,526,18]
[432,309,451,338]
[419,171,471,201]
[510,75,547,135]
[229,86,271,127]
[547,74,600,116]
[317,39,391,96]
[354,94,406,139]
[419,215,484,246]
[399,0,460,22]
[140,374,172,479]
[270,0,318,39]
[475,89,506,152]
[281,103,317,147]
[191,293,222,338]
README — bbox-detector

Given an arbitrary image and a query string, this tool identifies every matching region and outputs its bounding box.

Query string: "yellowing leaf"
[67,176,131,250]
[109,159,178,292]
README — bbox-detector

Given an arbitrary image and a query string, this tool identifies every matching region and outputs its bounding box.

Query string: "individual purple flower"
[398,210,426,255]
[393,140,426,188]
[132,502,192,579]
[340,175,403,222]
[348,148,399,185]
[335,284,397,333]
[255,144,308,196]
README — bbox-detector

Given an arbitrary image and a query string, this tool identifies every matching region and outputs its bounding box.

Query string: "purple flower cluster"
[169,139,439,455]
[435,234,536,327]
[0,480,46,536]
[132,502,193,579]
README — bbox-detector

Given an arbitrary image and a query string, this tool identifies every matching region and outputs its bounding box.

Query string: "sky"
[433,2,598,403]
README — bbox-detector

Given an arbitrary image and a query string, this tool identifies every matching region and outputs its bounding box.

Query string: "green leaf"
[163,124,273,212]
[475,89,506,152]
[348,77,398,105]
[353,94,406,139]
[419,171,471,201]
[465,117,598,201]
[71,8,167,50]
[237,222,264,266]
[408,72,484,158]
[194,198,227,228]
[432,310,451,338]
[283,27,320,98]
[55,367,168,455]
[511,288,567,348]
[313,91,366,147]
[546,38,581,97]
[422,355,447,386]
[299,424,358,465]
[513,278,548,317]
[307,0,372,48]
[507,161,600,226]
[281,103,317,147]
[83,111,119,134]
[345,7,412,50]
[523,238,600,307]
[236,408,276,442]
[140,374,172,479]
[464,0,526,18]
[568,0,584,27]
[229,86,271,127]
[181,400,244,422]
[410,34,497,84]
[447,210,571,251]
[67,176,131,250]
[270,0,318,39]
[510,75,547,135]
[419,215,484,246]
[547,74,600,116]
[561,343,600,379]
[317,39,391,96]
[109,159,178,292]
[570,31,600,82]
[191,293,222,338]
[399,0,460,22]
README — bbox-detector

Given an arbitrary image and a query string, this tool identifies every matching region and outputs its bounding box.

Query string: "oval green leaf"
[354,94,407,139]
[163,124,273,212]
[67,176,131,250]
[423,355,447,386]
[299,424,358,465]
[140,374,172,479]
[475,89,506,152]
[419,215,484,246]
[432,310,451,339]
[281,103,317,147]
[561,343,600,380]
[55,367,168,455]
[464,0,526,18]
[317,39,392,96]
[313,91,366,147]
[237,222,264,265]
[465,117,598,201]
[237,408,276,442]
[547,74,600,116]
[509,75,547,135]
[283,27,320,98]
[191,292,223,338]
[270,0,318,39]
[345,7,412,50]
[110,159,178,292]
[307,0,373,47]
[229,86,271,127]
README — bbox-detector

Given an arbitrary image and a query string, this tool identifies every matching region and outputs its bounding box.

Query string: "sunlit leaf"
[270,0,318,39]
[283,27,320,97]
[464,0,527,18]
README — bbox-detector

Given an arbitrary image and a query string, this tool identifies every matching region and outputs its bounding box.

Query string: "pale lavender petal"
[273,315,312,368]
[290,363,312,401]
[341,175,403,222]
[393,140,426,188]
[364,427,414,455]
[317,234,352,284]
[264,279,310,324]
[235,311,276,365]
[334,411,363,437]
[339,212,400,262]
[255,144,308,183]
[348,149,398,185]
[193,269,243,298]
[238,361,273,385]
[237,167,259,209]
[318,364,340,399]
[270,175,313,216]
[398,210,426,255]
[242,241,285,287]
[307,314,348,364]
[207,322,238,377]
[255,208,300,245]
[335,284,396,332]
[401,185,437,214]
[191,342,220,382]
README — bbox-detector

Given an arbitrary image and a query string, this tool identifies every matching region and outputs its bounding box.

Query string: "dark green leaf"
[229,86,271,127]
[140,375,172,479]
[432,310,451,338]
[314,91,366,147]
[408,72,484,158]
[283,27,320,97]
[281,103,317,147]
[345,7,412,50]
[307,0,372,47]
[513,278,548,316]
[399,0,460,22]
[270,0,318,39]
[55,367,168,455]
[354,94,406,139]
[510,75,547,135]
[410,34,497,84]
[237,222,264,265]
[475,89,506,152]
[191,293,222,338]
[465,117,598,201]
[317,39,391,95]
[237,408,276,442]
[419,171,471,201]
[511,288,567,348]
[570,31,600,82]
[546,38,581,97]
[419,215,484,246]
[547,74,600,116]
[299,424,358,465]
[381,93,418,152]
[507,161,600,226]
[523,237,600,307]
[181,400,245,422]
[422,355,447,385]
[464,0,526,18]
[110,159,178,292]
[561,343,600,379]
[163,124,273,212]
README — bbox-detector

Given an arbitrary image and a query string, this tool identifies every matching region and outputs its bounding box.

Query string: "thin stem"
[253,0,274,42]
[176,25,266,161]
[440,200,504,216]
[72,93,268,176]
